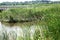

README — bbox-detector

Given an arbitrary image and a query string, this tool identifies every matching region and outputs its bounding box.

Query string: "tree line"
[0,0,60,5]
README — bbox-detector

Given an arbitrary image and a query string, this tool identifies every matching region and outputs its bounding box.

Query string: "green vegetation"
[0,1,60,5]
[0,4,60,40]
[0,4,60,22]
[0,6,43,22]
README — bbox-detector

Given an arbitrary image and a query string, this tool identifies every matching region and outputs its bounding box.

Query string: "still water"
[0,22,48,40]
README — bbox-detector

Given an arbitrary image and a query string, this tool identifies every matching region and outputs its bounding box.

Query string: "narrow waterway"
[0,22,48,40]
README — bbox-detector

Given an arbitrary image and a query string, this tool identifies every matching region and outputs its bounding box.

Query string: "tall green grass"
[0,4,60,40]
[0,4,60,22]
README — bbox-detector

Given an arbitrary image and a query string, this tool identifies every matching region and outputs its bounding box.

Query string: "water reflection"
[0,21,48,40]
[0,22,36,40]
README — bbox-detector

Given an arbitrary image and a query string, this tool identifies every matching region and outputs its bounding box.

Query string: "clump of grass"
[33,28,41,40]
[0,8,44,22]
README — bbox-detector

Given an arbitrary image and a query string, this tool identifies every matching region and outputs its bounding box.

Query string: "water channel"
[0,22,48,40]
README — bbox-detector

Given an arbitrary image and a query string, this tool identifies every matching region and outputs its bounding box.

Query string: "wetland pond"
[0,22,48,40]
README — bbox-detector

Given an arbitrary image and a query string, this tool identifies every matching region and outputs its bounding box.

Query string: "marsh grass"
[0,4,60,40]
